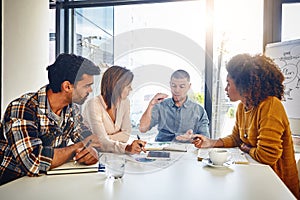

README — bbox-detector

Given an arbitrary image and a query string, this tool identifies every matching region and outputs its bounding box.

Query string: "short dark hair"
[47,53,100,93]
[171,69,190,82]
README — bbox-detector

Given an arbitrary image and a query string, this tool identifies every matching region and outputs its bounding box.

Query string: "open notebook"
[46,161,99,175]
[145,142,188,152]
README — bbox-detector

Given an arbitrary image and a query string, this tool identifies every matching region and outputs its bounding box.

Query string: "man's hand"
[51,135,101,169]
[175,129,194,142]
[73,146,99,165]
[73,135,102,165]
[139,93,168,133]
[150,93,168,105]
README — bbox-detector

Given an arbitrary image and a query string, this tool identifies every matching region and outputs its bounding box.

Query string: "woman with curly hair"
[193,53,299,198]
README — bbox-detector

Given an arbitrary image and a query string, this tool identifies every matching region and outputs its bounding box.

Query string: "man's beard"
[73,95,88,105]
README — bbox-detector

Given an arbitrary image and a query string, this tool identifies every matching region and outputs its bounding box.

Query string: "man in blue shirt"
[139,69,210,142]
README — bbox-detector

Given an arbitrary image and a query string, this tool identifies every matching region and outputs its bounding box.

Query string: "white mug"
[208,149,229,165]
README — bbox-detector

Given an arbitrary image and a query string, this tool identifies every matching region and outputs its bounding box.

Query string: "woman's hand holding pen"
[137,134,147,153]
[125,135,147,154]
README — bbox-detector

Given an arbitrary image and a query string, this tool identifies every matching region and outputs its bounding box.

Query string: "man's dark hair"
[47,53,100,93]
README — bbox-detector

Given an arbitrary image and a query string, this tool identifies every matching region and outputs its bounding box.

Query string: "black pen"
[74,139,92,165]
[137,134,143,148]
[84,139,92,149]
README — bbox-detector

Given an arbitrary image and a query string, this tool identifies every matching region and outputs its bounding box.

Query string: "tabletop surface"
[0,147,296,200]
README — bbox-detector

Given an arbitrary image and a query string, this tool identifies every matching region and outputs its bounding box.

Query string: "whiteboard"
[265,39,300,119]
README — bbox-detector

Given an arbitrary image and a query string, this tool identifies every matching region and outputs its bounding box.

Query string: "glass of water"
[104,154,126,179]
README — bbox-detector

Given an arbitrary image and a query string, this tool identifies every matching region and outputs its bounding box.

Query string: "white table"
[0,147,296,200]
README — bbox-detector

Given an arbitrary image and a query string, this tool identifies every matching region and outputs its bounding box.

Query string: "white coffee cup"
[103,154,126,179]
[208,149,229,165]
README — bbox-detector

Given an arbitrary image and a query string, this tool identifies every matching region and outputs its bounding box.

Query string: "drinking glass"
[104,154,126,179]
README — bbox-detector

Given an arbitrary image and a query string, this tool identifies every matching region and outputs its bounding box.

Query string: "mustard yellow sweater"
[221,96,299,198]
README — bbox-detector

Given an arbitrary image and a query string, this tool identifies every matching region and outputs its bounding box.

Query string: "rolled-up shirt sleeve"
[195,107,210,137]
[149,104,160,130]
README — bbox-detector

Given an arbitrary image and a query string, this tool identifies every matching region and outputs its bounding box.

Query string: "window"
[66,1,206,140]
[52,0,264,140]
[114,1,206,139]
[212,0,263,138]
[49,9,56,64]
[72,7,114,96]
[73,7,114,65]
[282,2,300,41]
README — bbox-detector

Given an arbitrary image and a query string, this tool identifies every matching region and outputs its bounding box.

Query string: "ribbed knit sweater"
[221,96,299,198]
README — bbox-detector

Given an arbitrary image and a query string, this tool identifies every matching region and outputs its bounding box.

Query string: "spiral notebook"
[46,161,99,175]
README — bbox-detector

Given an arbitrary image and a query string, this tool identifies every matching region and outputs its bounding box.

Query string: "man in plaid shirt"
[0,54,145,185]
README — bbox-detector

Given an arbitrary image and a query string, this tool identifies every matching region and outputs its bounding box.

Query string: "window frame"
[47,0,292,137]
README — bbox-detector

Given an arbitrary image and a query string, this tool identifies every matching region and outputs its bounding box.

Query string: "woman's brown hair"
[101,66,133,109]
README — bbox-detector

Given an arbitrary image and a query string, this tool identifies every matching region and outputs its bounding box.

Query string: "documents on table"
[197,148,249,164]
[46,161,99,175]
[144,142,188,152]
[126,150,184,170]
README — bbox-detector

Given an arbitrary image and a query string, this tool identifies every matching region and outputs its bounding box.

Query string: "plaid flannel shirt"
[0,85,92,184]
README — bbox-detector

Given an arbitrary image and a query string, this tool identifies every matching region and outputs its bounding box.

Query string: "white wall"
[1,0,49,117]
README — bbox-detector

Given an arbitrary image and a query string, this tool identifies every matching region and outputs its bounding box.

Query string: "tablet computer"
[146,151,171,160]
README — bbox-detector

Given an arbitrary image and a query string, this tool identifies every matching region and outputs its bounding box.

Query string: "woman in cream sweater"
[193,54,299,198]
[83,66,135,153]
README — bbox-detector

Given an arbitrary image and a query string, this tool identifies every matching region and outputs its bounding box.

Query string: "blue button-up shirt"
[149,97,210,142]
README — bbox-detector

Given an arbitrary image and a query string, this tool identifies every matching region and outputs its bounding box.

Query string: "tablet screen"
[147,151,170,160]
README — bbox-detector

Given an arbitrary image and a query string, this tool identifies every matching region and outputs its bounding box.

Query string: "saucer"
[202,159,231,168]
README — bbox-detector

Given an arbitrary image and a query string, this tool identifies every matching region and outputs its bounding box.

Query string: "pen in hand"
[74,139,92,165]
[136,134,144,149]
